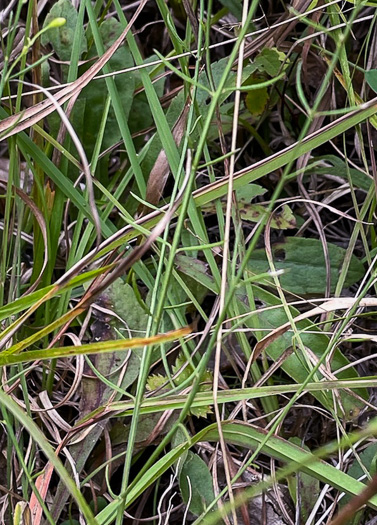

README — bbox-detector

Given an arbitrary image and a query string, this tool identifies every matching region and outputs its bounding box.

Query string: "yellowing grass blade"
[0,326,191,366]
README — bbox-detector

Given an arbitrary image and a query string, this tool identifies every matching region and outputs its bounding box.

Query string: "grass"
[1,0,377,524]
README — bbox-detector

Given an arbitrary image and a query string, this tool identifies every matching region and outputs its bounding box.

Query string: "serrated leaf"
[146,374,167,391]
[190,403,213,418]
[247,237,365,295]
[41,0,87,61]
[179,451,216,515]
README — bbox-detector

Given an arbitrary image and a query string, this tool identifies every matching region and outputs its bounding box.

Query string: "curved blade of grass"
[95,420,377,525]
[0,326,191,366]
[0,119,113,237]
[77,378,377,422]
[196,420,377,524]
[84,0,146,196]
[114,0,182,175]
[173,253,368,416]
[0,182,49,294]
[0,389,99,525]
[253,297,377,361]
[0,264,114,342]
[31,97,377,304]
[202,421,377,504]
[90,96,377,255]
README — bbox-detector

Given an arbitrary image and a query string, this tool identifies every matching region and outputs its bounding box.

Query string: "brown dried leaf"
[140,97,191,214]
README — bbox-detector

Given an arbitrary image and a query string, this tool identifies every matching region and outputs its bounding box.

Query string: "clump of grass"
[1,1,377,524]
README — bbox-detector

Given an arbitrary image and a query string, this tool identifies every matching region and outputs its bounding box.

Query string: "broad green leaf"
[309,155,372,191]
[89,497,108,513]
[176,254,217,293]
[338,440,377,524]
[106,279,149,334]
[240,284,368,418]
[239,203,296,229]
[341,441,377,504]
[41,0,87,61]
[287,437,320,522]
[179,451,216,516]
[178,269,209,306]
[242,47,287,117]
[366,69,377,93]
[196,57,256,106]
[235,184,267,201]
[206,102,235,141]
[95,421,377,525]
[173,255,367,418]
[72,18,135,159]
[245,83,269,116]
[218,0,243,19]
[254,47,287,77]
[247,237,365,295]
[201,183,295,229]
[129,55,165,136]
